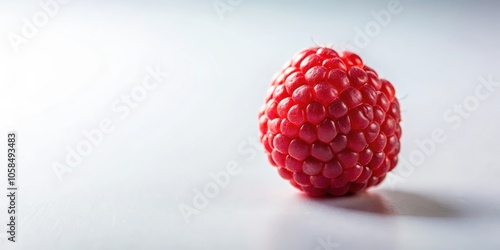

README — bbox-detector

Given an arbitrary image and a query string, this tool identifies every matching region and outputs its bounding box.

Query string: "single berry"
[259,47,402,196]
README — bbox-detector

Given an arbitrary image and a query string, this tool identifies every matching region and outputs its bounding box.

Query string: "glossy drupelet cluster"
[258,47,402,196]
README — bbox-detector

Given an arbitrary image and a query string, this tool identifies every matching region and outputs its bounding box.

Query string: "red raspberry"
[258,47,402,196]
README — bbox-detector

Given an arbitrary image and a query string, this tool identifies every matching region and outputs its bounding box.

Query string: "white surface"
[0,0,500,249]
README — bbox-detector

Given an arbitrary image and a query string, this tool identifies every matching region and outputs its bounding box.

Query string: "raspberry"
[259,47,402,196]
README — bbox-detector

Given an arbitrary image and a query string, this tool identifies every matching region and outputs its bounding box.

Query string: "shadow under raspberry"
[303,189,460,218]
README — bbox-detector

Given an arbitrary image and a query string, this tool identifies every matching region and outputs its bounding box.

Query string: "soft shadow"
[304,189,460,218]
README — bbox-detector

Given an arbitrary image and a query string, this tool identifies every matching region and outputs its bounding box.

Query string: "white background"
[0,0,499,249]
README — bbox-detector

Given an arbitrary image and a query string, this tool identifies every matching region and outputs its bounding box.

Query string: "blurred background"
[0,0,499,249]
